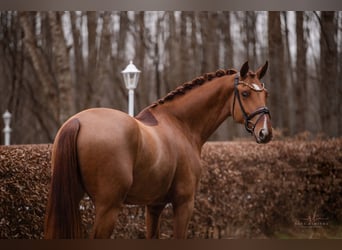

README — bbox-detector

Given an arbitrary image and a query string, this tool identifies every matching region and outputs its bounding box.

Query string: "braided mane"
[135,68,238,125]
[150,68,238,108]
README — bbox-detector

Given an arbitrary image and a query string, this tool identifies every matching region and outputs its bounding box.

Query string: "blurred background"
[0,11,341,144]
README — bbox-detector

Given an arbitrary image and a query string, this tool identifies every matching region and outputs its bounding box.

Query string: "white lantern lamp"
[121,61,141,116]
[2,110,12,145]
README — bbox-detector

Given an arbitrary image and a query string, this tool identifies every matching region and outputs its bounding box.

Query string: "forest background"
[0,11,341,144]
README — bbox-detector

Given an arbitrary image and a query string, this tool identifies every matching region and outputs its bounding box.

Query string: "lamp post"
[121,61,141,116]
[2,110,12,146]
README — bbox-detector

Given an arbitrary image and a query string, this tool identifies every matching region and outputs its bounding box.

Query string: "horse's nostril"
[259,129,266,140]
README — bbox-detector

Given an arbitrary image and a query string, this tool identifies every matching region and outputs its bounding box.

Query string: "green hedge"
[1,139,342,239]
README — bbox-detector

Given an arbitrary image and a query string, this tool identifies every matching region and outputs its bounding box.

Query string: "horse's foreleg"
[145,204,166,239]
[172,197,194,239]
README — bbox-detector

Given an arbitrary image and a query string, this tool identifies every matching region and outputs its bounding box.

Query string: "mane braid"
[150,68,236,108]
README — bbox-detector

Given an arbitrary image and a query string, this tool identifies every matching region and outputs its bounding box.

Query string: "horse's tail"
[44,118,84,239]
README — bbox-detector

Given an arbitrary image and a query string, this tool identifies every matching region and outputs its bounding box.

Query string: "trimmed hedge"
[1,139,342,239]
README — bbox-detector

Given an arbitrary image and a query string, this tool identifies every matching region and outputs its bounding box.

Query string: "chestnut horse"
[44,61,272,239]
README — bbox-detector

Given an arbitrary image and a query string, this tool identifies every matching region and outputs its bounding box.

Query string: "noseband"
[232,74,271,134]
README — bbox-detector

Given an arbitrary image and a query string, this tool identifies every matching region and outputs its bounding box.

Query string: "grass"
[274,225,342,239]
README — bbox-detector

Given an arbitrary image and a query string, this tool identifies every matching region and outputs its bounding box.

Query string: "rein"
[232,74,271,134]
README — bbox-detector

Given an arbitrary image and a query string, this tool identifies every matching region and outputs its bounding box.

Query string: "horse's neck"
[156,75,235,146]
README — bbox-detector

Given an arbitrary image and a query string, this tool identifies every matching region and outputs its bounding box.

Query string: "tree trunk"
[134,11,147,110]
[85,11,98,108]
[199,12,210,73]
[70,11,85,111]
[189,12,201,77]
[19,11,59,124]
[164,11,178,94]
[180,11,189,82]
[268,11,289,134]
[94,12,111,107]
[295,11,307,133]
[222,12,234,67]
[153,14,162,106]
[48,11,74,124]
[244,11,258,67]
[338,12,342,136]
[283,12,295,135]
[319,11,338,136]
[117,11,129,62]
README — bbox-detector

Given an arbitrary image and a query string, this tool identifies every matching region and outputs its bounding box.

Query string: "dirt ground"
[1,138,342,239]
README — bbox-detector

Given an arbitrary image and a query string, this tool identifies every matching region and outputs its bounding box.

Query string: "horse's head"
[231,61,272,143]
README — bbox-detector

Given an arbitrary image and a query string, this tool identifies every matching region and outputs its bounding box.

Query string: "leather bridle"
[232,74,271,134]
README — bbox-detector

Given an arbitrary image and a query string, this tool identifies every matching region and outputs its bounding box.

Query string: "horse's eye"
[241,91,250,98]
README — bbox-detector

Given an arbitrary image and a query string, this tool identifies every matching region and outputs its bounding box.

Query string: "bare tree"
[282,12,295,135]
[199,12,210,73]
[179,11,189,82]
[268,11,289,133]
[244,11,258,67]
[319,11,338,136]
[188,12,201,77]
[19,12,59,124]
[295,11,307,133]
[221,12,234,67]
[338,12,342,136]
[85,11,98,108]
[163,11,179,94]
[111,11,130,111]
[48,11,74,124]
[133,11,148,110]
[70,11,86,111]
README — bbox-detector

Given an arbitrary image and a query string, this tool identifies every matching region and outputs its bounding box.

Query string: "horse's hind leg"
[90,203,121,239]
[89,181,132,238]
[145,204,166,239]
[88,168,133,239]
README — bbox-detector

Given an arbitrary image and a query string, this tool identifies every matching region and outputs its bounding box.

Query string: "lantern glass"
[121,61,141,90]
[3,110,11,125]
[123,72,140,89]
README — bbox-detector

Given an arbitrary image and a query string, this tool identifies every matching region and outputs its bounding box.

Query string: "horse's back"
[73,108,140,153]
[74,108,137,135]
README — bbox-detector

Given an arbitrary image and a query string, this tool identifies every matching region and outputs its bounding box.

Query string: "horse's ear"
[240,61,249,78]
[257,61,268,80]
[226,68,238,75]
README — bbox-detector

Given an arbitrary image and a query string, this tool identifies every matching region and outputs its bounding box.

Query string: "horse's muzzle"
[254,115,272,144]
